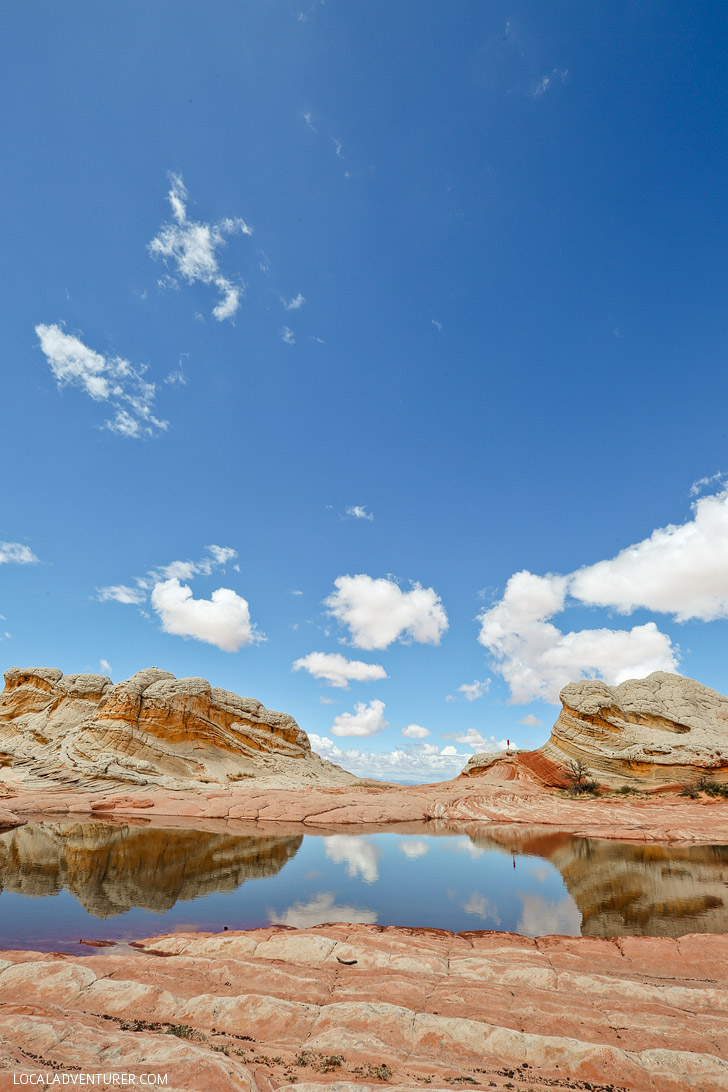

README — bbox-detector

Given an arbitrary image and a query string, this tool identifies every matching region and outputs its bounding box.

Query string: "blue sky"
[2,1,728,781]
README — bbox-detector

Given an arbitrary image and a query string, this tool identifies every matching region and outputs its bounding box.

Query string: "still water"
[0,817,726,953]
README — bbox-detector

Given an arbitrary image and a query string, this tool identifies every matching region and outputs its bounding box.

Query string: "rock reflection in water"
[0,820,302,918]
[468,827,728,937]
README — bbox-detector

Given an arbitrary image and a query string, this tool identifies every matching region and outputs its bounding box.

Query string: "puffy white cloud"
[570,487,728,622]
[325,574,448,650]
[150,577,262,652]
[478,570,678,704]
[268,892,377,928]
[0,542,39,565]
[401,723,430,739]
[345,506,373,521]
[457,679,490,701]
[99,659,112,675]
[36,324,167,438]
[148,173,251,322]
[330,698,388,737]
[480,488,728,702]
[324,835,382,883]
[292,651,387,689]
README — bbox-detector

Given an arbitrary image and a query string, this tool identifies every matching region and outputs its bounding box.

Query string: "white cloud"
[150,578,262,652]
[345,506,373,521]
[401,723,430,739]
[283,293,305,310]
[268,892,377,928]
[36,324,167,438]
[481,486,728,702]
[148,172,251,322]
[98,545,237,607]
[690,471,726,497]
[478,570,678,704]
[281,326,295,344]
[570,487,728,622]
[324,835,382,883]
[310,733,477,783]
[325,574,448,650]
[100,659,112,675]
[431,319,442,332]
[457,679,490,701]
[292,651,387,689]
[330,698,388,737]
[0,542,39,566]
[534,68,568,97]
[518,713,542,727]
[448,729,508,752]
[96,584,147,606]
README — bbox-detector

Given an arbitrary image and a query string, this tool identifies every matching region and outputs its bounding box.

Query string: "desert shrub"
[227,771,255,781]
[615,784,642,795]
[679,784,700,799]
[566,758,599,794]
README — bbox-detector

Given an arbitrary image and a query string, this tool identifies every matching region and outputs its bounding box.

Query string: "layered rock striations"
[0,924,726,1092]
[0,666,354,790]
[465,671,728,790]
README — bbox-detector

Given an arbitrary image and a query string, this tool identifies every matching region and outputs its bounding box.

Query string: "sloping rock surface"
[0,666,354,790]
[0,924,726,1092]
[466,672,728,789]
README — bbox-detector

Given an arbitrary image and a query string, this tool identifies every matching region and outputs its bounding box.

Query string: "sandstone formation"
[465,671,728,790]
[0,666,355,790]
[1,774,728,843]
[0,818,302,917]
[0,923,726,1092]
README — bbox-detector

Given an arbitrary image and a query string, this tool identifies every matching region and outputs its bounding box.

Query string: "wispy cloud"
[0,542,39,566]
[148,172,252,321]
[36,324,167,438]
[456,679,490,702]
[99,659,112,675]
[431,319,443,332]
[345,505,373,521]
[282,293,305,311]
[97,545,257,651]
[281,326,296,344]
[534,68,568,97]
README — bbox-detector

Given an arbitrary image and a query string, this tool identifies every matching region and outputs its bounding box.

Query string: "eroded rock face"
[0,924,726,1092]
[0,666,354,790]
[543,672,728,787]
[466,672,728,789]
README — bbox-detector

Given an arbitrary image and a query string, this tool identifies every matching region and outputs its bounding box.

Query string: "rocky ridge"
[0,923,726,1092]
[465,671,728,789]
[0,666,355,790]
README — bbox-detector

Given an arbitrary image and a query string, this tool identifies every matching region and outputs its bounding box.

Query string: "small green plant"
[166,1024,194,1039]
[680,784,700,799]
[615,784,642,795]
[353,1063,392,1082]
[697,776,728,798]
[566,758,599,794]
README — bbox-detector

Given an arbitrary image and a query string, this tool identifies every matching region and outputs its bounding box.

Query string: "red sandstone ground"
[1,763,728,843]
[0,923,726,1092]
